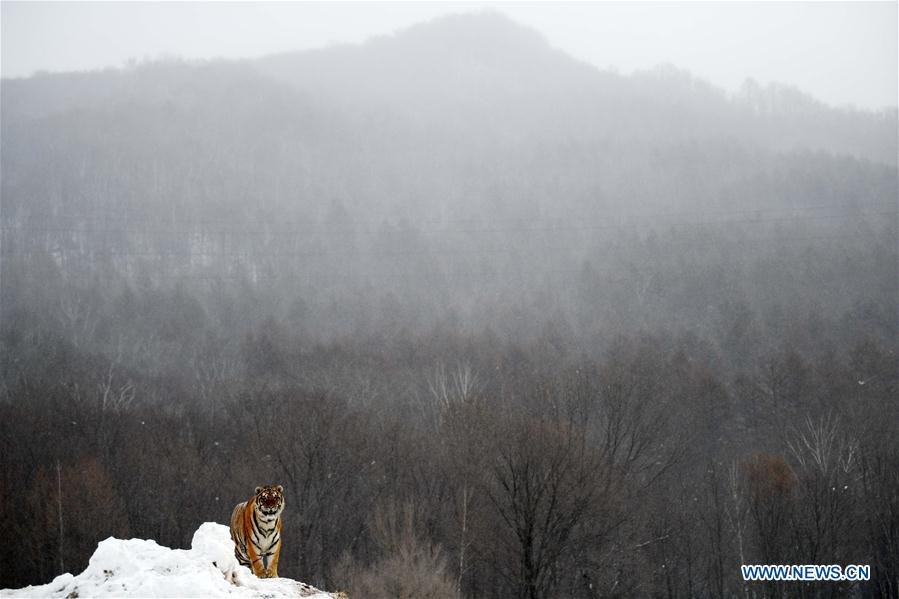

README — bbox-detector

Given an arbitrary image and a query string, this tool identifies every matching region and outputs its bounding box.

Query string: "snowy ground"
[3,522,339,598]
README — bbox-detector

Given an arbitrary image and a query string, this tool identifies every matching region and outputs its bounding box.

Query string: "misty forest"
[1,12,897,599]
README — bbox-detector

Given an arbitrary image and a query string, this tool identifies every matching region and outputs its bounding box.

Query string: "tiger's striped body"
[230,485,284,578]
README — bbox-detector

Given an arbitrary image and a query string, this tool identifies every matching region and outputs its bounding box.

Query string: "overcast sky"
[2,1,896,110]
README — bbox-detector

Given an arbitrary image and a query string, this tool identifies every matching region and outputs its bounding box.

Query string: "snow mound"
[3,522,340,598]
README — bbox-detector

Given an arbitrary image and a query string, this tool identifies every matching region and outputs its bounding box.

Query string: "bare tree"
[786,414,857,478]
[787,415,859,564]
[57,293,99,350]
[96,361,136,413]
[433,363,488,594]
[486,417,603,599]
[725,461,751,598]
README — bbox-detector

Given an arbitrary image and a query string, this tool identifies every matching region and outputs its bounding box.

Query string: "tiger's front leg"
[268,549,280,578]
[259,552,278,578]
[251,558,268,578]
[245,544,267,578]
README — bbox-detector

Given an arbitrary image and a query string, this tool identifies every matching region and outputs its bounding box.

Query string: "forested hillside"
[2,13,897,598]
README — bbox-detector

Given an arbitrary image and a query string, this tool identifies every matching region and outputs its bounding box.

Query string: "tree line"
[1,269,896,597]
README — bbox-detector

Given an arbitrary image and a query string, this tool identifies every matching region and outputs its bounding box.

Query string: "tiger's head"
[254,484,284,518]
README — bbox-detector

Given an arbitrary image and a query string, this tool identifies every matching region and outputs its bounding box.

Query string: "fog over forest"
[1,11,897,598]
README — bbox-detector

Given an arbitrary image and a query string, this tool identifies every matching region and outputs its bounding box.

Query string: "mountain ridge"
[3,12,894,165]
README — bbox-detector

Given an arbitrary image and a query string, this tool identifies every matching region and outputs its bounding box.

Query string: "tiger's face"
[254,485,284,518]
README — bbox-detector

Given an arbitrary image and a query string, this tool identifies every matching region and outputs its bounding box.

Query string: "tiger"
[229,484,284,578]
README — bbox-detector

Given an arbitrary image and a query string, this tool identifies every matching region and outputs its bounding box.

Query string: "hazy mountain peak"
[378,11,551,57]
[255,10,599,130]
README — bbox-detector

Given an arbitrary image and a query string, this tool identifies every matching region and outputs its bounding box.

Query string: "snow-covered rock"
[3,522,340,598]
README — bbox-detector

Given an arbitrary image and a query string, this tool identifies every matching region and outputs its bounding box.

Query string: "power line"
[7,199,894,226]
[0,231,888,262]
[1,208,894,237]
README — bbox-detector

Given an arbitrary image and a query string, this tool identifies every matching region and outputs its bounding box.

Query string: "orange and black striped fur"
[230,485,284,578]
